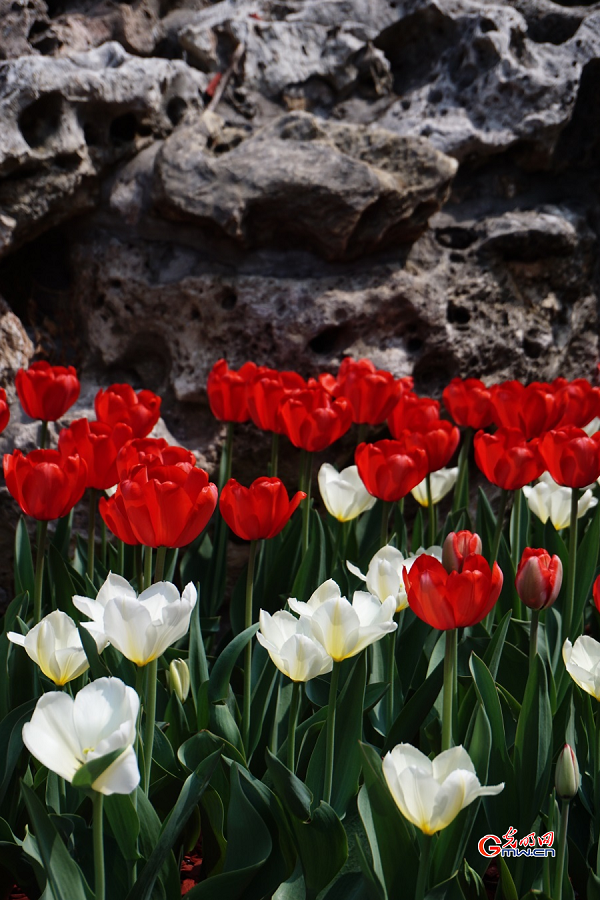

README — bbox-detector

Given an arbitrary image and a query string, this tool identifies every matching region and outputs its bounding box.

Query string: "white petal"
[22,692,81,782]
[7,632,26,647]
[91,745,140,796]
[346,561,367,581]
[309,598,361,662]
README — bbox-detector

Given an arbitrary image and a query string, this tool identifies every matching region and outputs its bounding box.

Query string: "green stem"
[324,662,341,805]
[33,519,48,624]
[564,488,579,643]
[511,488,522,570]
[142,658,158,794]
[92,791,105,900]
[87,488,96,582]
[415,832,432,900]
[243,540,258,752]
[332,518,344,568]
[117,540,125,577]
[301,452,313,556]
[426,474,436,545]
[452,427,472,513]
[144,546,153,592]
[154,546,167,584]
[39,420,48,450]
[287,680,300,772]
[135,545,143,591]
[554,798,570,900]
[357,423,368,445]
[490,488,509,566]
[442,629,457,751]
[269,432,279,478]
[100,517,107,568]
[543,790,555,897]
[529,609,540,670]
[380,501,391,549]
[386,626,396,729]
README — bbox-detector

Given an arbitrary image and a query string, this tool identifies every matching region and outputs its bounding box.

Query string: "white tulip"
[523,472,597,530]
[318,463,376,522]
[383,743,504,835]
[22,677,140,795]
[288,579,397,662]
[257,610,333,682]
[73,573,197,667]
[168,658,190,704]
[563,636,600,701]
[8,610,90,686]
[411,467,459,507]
[583,417,600,437]
[347,544,443,613]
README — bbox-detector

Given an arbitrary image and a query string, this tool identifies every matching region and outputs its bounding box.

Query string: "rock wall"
[0,0,599,599]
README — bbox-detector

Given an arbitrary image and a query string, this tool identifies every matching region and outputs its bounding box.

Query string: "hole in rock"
[309,325,347,355]
[526,13,581,44]
[28,19,48,39]
[110,112,138,143]
[523,336,543,359]
[447,302,471,325]
[166,96,187,126]
[220,289,237,311]
[18,92,63,148]
[406,336,423,354]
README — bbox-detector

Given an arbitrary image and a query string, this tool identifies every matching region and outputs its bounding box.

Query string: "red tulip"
[99,460,218,548]
[355,437,429,502]
[219,477,306,541]
[58,419,133,491]
[515,547,562,611]
[442,530,483,573]
[116,437,196,480]
[318,357,407,426]
[418,419,460,473]
[538,426,600,488]
[95,384,161,438]
[474,427,544,490]
[0,388,9,434]
[593,573,600,614]
[3,448,87,521]
[442,377,495,429]
[247,367,306,433]
[15,361,80,422]
[278,382,352,452]
[388,392,440,438]
[553,378,600,429]
[404,553,503,629]
[490,380,561,439]
[207,359,258,423]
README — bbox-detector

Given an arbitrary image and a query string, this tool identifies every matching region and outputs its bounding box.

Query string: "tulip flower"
[23,676,139,795]
[388,392,440,438]
[278,382,352,453]
[355,438,429,503]
[490,380,561,439]
[319,357,405,426]
[474,427,544,491]
[553,378,600,429]
[167,658,190,704]
[348,544,443,613]
[73,573,197,666]
[95,384,161,438]
[418,421,461,474]
[522,472,597,530]
[58,419,133,491]
[115,437,196,479]
[3,448,87,521]
[404,553,503,630]
[382,743,504,835]
[442,530,483,573]
[538,426,600,489]
[99,460,218,548]
[257,610,333,682]
[15,360,80,423]
[562,636,600,700]
[0,388,9,433]
[516,548,563,612]
[556,743,580,801]
[593,573,600,614]
[219,476,305,541]
[411,467,459,507]
[442,377,495,429]
[247,367,306,433]
[207,358,258,423]
[318,463,376,522]
[8,610,90,686]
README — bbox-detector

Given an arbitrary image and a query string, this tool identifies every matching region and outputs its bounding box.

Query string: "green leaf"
[208,624,259,704]
[20,781,92,900]
[498,856,518,900]
[383,661,443,752]
[573,499,600,636]
[71,747,126,789]
[513,655,552,834]
[104,793,141,862]
[189,587,208,711]
[291,802,348,898]
[48,544,80,620]
[0,699,37,805]
[265,749,312,821]
[14,518,35,600]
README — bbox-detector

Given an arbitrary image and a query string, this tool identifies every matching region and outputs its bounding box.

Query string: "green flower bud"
[555,744,580,800]
[168,658,190,704]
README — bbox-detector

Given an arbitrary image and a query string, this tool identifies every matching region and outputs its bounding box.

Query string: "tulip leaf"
[47,544,81,620]
[265,749,312,821]
[573,499,600,636]
[210,698,245,757]
[14,518,35,600]
[290,510,328,603]
[383,660,444,753]
[179,729,246,771]
[104,793,141,862]
[248,645,279,758]
[125,746,222,900]
[189,588,209,712]
[71,747,127,789]
[152,724,182,779]
[0,699,37,806]
[321,872,370,900]
[513,655,552,834]
[476,487,497,560]
[498,856,518,900]
[289,802,348,898]
[20,781,92,900]
[208,623,259,704]
[199,785,227,877]
[509,489,530,567]
[77,624,109,681]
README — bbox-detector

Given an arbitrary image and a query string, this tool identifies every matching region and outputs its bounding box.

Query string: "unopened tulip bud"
[515,548,562,611]
[168,658,190,704]
[442,530,483,573]
[555,744,580,800]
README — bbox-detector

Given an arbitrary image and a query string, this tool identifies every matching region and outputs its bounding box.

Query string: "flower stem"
[490,488,509,566]
[357,423,368,445]
[154,546,167,584]
[554,798,570,900]
[386,626,396,729]
[117,540,125,577]
[143,546,152,591]
[426,474,436,545]
[87,488,96,582]
[142,658,158,794]
[92,791,105,900]
[33,519,48,625]
[324,661,341,805]
[564,487,579,643]
[100,517,107,568]
[243,539,258,753]
[415,832,432,900]
[287,680,300,772]
[301,451,313,556]
[511,488,522,570]
[452,427,472,513]
[380,501,391,549]
[269,432,279,478]
[442,628,457,751]
[39,420,48,450]
[529,609,540,670]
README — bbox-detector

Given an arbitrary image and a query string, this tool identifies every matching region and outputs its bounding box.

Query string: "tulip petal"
[22,693,81,783]
[91,745,140,796]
